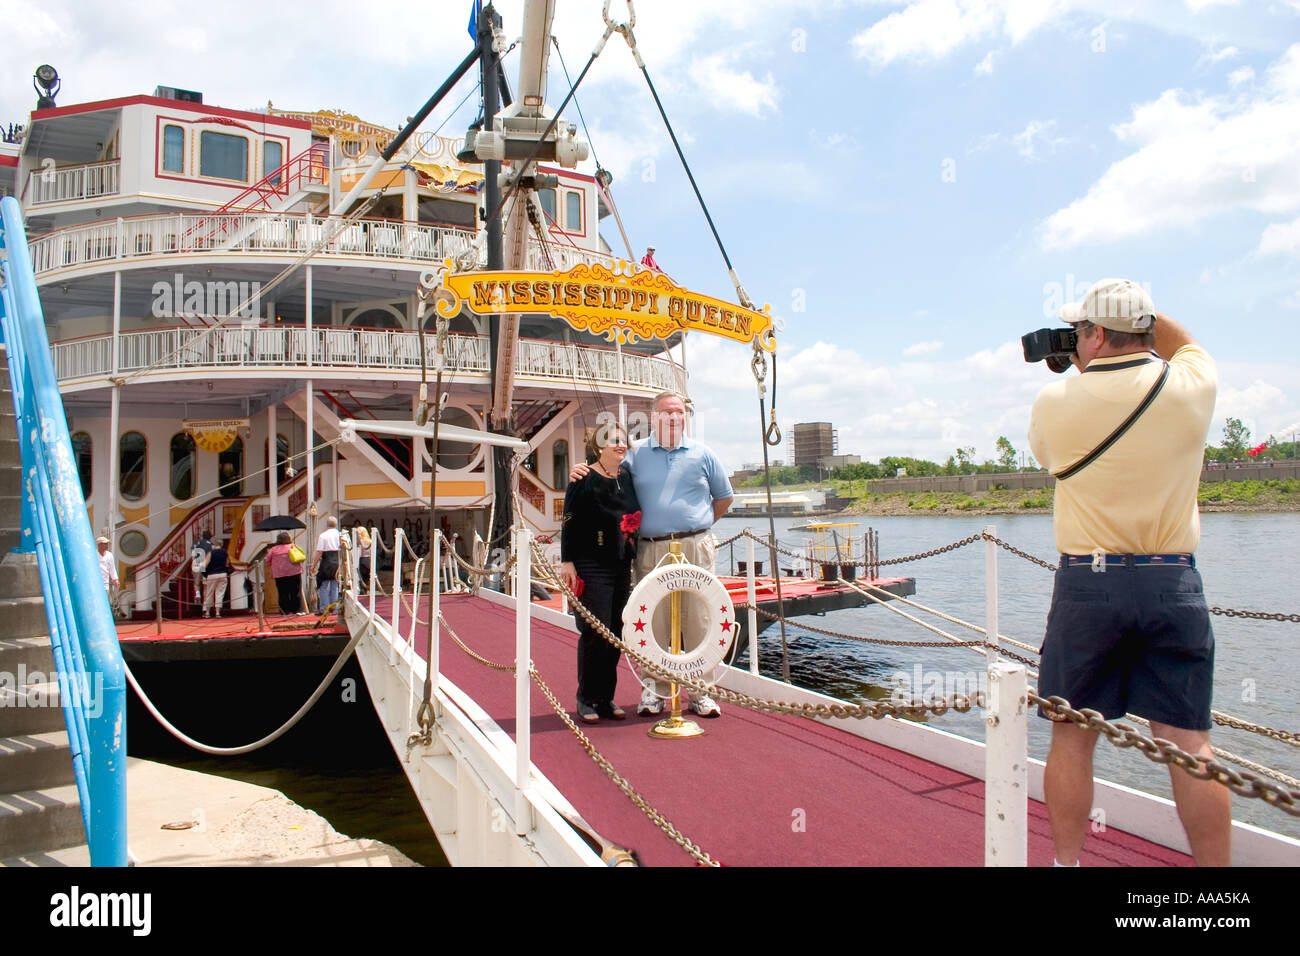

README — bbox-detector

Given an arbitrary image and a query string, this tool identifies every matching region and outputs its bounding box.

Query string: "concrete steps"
[0,347,88,862]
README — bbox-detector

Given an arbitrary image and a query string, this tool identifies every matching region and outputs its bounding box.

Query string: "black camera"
[1021,327,1077,374]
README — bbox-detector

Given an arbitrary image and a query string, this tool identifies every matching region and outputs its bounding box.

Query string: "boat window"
[162,125,184,173]
[423,407,480,471]
[537,188,556,225]
[565,191,581,231]
[200,131,249,182]
[218,437,244,497]
[119,432,147,501]
[119,530,148,558]
[264,141,283,187]
[169,433,196,500]
[552,439,568,491]
[71,431,92,497]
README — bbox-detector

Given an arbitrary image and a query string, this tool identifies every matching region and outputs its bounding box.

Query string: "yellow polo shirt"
[1028,344,1216,556]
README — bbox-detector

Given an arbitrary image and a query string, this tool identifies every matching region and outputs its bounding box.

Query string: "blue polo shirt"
[622,433,733,538]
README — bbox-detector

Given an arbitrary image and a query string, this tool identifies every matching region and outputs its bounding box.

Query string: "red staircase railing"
[318,389,413,478]
[183,143,329,246]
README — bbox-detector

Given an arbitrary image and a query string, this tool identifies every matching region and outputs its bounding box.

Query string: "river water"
[143,511,1299,860]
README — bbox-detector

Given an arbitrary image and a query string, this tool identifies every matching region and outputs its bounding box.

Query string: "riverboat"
[4,1,1297,871]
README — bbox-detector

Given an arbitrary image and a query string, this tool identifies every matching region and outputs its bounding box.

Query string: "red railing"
[184,143,328,246]
[213,143,329,216]
[317,390,413,477]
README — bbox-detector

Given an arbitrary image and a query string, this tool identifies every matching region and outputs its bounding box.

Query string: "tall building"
[792,422,836,466]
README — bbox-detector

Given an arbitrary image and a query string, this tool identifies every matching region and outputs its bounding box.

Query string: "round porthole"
[119,530,148,558]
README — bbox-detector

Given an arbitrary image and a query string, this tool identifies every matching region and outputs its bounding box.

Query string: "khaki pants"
[203,573,228,614]
[633,532,717,697]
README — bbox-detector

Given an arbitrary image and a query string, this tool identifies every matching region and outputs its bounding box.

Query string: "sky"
[5,0,1300,472]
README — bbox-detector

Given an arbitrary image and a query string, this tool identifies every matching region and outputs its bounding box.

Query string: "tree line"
[742,421,1298,487]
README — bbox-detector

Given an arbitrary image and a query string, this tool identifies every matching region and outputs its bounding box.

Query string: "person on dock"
[202,537,230,618]
[266,531,304,615]
[573,391,734,718]
[1028,278,1227,867]
[311,516,341,613]
[97,536,119,607]
[559,424,639,724]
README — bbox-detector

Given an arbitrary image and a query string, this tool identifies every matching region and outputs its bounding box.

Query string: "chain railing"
[1033,695,1300,816]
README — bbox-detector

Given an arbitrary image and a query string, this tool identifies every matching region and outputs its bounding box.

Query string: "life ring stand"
[622,562,736,685]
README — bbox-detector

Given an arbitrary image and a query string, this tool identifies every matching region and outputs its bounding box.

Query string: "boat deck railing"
[26,209,618,281]
[51,326,680,393]
[0,196,127,866]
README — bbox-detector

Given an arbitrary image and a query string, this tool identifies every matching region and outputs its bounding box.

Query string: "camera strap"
[1052,360,1170,481]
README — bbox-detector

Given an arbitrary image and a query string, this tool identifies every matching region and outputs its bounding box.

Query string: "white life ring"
[622,562,736,682]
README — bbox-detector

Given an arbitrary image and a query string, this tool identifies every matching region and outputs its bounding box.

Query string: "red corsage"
[620,510,642,541]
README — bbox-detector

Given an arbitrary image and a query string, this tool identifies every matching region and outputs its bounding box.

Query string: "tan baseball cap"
[1060,278,1156,333]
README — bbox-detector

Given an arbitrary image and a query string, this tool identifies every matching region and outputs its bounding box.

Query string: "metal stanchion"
[649,543,704,739]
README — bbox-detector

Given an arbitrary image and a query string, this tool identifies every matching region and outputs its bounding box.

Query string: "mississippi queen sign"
[422,258,777,351]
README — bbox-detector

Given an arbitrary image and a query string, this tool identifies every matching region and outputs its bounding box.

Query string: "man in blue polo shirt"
[571,390,734,716]
[624,390,733,717]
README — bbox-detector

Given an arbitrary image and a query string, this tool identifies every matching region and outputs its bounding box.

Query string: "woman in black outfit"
[560,425,638,723]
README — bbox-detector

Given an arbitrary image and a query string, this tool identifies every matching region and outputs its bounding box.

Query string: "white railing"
[27,211,481,277]
[525,243,618,273]
[51,326,680,390]
[26,160,121,206]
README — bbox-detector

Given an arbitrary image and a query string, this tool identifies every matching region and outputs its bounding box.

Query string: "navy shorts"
[1037,562,1215,731]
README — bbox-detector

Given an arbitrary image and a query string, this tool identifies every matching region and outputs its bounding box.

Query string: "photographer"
[1026,278,1228,866]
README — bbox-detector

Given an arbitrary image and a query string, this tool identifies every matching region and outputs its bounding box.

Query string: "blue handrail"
[0,196,127,866]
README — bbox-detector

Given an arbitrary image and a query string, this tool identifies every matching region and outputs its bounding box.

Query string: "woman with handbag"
[266,531,305,615]
[559,424,638,723]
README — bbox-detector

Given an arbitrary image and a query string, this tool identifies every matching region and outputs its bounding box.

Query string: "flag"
[467,0,482,40]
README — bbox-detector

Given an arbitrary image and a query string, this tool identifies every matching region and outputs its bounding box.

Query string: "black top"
[204,547,230,576]
[560,469,639,566]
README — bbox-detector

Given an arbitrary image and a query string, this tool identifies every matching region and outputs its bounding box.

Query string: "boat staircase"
[512,397,575,531]
[318,390,413,479]
[181,144,330,250]
[126,493,254,617]
[285,389,415,492]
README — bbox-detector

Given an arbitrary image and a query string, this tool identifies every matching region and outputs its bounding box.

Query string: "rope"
[121,619,362,755]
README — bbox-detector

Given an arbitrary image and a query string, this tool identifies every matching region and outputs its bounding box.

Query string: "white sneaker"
[689,694,721,718]
[637,681,663,716]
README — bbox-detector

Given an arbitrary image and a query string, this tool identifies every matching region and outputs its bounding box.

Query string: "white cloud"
[1228,66,1255,86]
[684,334,1051,468]
[1258,215,1300,256]
[851,0,1003,68]
[974,51,996,74]
[850,0,1067,69]
[1011,119,1066,160]
[1042,44,1300,249]
[1185,0,1241,10]
[904,340,945,355]
[1200,44,1240,65]
[686,51,780,117]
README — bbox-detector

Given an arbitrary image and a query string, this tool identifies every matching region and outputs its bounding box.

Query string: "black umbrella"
[254,515,306,532]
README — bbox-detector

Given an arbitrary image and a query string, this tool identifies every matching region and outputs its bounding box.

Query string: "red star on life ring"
[622,562,736,682]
